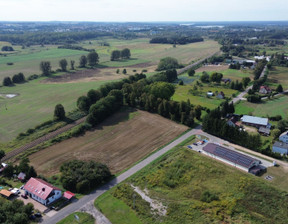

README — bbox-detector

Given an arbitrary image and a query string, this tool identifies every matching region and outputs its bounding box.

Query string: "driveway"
[18,190,47,213]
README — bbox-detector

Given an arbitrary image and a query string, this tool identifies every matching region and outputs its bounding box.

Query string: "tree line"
[2,73,25,86]
[150,36,203,45]
[110,48,131,61]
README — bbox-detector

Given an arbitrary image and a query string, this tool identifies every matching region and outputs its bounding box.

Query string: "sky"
[0,0,287,22]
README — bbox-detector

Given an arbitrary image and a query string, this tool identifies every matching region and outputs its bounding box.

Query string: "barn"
[241,115,269,128]
[202,143,261,173]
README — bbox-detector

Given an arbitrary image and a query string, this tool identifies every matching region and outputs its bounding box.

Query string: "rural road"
[177,51,220,75]
[41,126,202,224]
[230,65,267,104]
[42,124,281,224]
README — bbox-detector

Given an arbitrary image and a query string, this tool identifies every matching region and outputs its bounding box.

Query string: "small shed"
[207,91,214,97]
[18,172,26,181]
[0,189,13,199]
[216,91,225,99]
[63,191,75,201]
[258,127,270,136]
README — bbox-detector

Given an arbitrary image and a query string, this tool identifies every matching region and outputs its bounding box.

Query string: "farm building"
[241,115,269,128]
[23,178,62,206]
[272,141,288,155]
[259,86,271,94]
[18,172,26,181]
[258,127,270,136]
[0,189,13,199]
[216,91,225,99]
[202,143,261,173]
[279,131,288,143]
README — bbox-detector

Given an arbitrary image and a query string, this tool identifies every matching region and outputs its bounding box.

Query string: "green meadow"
[95,141,288,224]
[265,66,288,90]
[57,212,94,224]
[0,79,110,142]
[235,95,288,118]
[0,39,220,79]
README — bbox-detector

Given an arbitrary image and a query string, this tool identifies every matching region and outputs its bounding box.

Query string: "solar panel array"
[214,146,253,168]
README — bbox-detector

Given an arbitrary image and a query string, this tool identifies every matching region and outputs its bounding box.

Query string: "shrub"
[6,62,14,65]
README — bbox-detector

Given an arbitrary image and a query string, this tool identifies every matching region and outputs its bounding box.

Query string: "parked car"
[21,194,28,199]
[34,213,42,218]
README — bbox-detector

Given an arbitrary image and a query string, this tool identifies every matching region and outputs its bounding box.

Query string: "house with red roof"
[23,177,62,205]
[259,86,271,94]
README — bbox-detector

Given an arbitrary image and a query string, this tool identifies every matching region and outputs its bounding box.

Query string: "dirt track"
[29,110,188,176]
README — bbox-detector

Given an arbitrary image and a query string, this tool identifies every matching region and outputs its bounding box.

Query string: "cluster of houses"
[226,114,288,156]
[227,115,271,136]
[207,91,225,99]
[228,55,271,69]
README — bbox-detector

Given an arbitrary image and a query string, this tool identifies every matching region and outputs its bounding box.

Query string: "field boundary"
[2,117,86,161]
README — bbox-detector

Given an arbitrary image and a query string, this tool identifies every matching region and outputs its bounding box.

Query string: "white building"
[24,178,62,206]
[279,131,288,143]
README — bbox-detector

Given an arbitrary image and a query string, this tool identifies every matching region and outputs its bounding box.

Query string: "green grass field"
[0,78,110,142]
[0,46,88,79]
[57,212,94,224]
[235,95,288,118]
[172,80,238,109]
[265,66,288,90]
[0,39,220,79]
[95,142,288,224]
[95,193,142,224]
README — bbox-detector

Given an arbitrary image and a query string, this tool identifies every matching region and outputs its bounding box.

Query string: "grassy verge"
[57,212,94,224]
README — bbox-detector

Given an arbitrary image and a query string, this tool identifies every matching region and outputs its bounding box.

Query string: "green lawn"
[95,193,143,224]
[57,212,94,224]
[235,95,288,118]
[0,79,110,142]
[94,141,288,224]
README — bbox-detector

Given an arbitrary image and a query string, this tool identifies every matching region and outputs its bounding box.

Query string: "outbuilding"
[279,131,288,143]
[202,143,261,172]
[241,115,269,128]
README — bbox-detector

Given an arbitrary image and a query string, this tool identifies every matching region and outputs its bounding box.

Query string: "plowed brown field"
[29,109,188,176]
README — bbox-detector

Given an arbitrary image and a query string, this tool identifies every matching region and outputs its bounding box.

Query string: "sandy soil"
[29,109,188,176]
[41,63,156,84]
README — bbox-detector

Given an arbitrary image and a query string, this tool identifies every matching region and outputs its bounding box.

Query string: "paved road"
[177,51,220,75]
[230,65,267,105]
[41,127,202,224]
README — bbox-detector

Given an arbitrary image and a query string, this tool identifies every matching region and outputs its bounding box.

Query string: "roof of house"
[63,191,75,200]
[260,86,271,91]
[203,143,260,169]
[241,115,268,126]
[280,131,288,138]
[24,178,61,200]
[18,172,26,180]
[273,141,288,150]
[258,127,270,135]
[0,189,13,198]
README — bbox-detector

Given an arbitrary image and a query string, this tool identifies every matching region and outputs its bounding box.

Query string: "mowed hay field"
[0,78,112,142]
[235,95,288,118]
[265,66,288,90]
[0,39,220,79]
[29,109,188,177]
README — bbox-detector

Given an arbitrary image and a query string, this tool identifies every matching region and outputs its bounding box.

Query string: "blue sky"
[0,0,287,21]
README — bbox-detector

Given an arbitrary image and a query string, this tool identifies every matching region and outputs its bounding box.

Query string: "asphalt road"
[42,127,202,224]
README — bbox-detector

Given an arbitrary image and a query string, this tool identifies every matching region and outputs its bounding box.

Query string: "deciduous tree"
[54,104,65,120]
[40,61,51,76]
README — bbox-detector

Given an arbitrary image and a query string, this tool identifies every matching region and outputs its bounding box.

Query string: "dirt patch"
[29,109,188,176]
[196,64,229,73]
[41,68,125,84]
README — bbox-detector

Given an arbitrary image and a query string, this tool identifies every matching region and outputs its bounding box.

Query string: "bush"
[6,62,14,65]
[200,191,219,203]
[27,74,39,80]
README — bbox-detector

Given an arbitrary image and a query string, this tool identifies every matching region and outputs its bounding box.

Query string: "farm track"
[2,117,86,161]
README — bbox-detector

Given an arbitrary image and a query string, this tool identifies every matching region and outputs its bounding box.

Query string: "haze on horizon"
[1,0,288,22]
